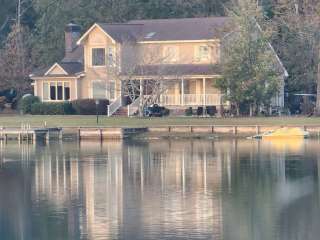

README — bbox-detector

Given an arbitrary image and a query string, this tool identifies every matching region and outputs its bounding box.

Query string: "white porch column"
[160,81,163,105]
[119,80,122,106]
[75,78,78,100]
[181,78,184,106]
[140,78,143,104]
[203,78,206,106]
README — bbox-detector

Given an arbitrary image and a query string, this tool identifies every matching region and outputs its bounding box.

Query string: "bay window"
[43,81,71,101]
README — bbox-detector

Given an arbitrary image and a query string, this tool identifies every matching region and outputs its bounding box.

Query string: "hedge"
[71,99,109,115]
[31,102,74,115]
[18,96,40,114]
[20,98,110,115]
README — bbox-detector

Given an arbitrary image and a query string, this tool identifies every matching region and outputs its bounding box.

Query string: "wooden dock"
[0,127,62,142]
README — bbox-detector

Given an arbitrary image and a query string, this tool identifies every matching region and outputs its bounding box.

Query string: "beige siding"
[81,26,121,100]
[137,41,220,65]
[47,65,67,75]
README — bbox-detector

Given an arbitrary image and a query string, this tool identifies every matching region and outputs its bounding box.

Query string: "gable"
[77,24,116,45]
[45,63,68,76]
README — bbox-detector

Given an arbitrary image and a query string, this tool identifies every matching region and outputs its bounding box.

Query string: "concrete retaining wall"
[60,125,320,140]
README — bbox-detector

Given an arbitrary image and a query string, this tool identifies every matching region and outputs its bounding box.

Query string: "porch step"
[112,106,128,116]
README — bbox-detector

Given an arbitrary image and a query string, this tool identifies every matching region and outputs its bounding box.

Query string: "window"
[163,46,178,63]
[108,47,115,67]
[64,83,70,100]
[43,83,49,100]
[92,80,106,99]
[57,82,63,100]
[198,46,210,61]
[43,82,71,101]
[92,48,106,66]
[50,83,56,100]
[196,46,210,62]
[145,32,156,39]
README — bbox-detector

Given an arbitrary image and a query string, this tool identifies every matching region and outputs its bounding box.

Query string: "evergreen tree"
[216,0,280,116]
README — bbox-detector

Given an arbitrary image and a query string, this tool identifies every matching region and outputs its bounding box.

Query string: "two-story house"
[30,17,287,116]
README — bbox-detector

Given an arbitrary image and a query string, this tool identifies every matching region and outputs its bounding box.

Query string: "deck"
[0,127,62,142]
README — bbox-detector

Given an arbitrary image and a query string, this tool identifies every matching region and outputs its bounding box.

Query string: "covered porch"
[143,78,223,107]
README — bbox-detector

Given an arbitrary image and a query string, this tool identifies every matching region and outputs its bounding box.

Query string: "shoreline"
[33,125,320,140]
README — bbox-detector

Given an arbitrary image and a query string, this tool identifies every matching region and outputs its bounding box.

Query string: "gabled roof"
[129,17,230,42]
[31,61,84,78]
[121,64,221,77]
[62,45,84,62]
[77,17,230,45]
[97,23,143,42]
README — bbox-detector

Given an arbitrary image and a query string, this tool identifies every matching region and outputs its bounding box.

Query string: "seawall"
[59,125,320,140]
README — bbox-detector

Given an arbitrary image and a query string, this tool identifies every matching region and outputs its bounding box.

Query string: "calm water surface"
[0,139,319,240]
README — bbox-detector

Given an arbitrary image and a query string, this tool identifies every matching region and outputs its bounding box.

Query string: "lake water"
[0,138,319,240]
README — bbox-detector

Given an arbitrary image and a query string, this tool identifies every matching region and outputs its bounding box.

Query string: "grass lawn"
[0,115,319,127]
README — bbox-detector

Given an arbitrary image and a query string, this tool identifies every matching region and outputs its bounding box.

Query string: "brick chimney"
[65,22,81,53]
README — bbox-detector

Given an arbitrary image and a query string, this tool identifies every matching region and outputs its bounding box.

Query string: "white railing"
[159,94,222,106]
[127,97,141,116]
[160,95,181,105]
[184,94,203,105]
[130,94,223,107]
[107,96,122,116]
[205,94,222,105]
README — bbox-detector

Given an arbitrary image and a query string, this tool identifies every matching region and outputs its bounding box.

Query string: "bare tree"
[119,41,183,116]
[271,0,320,114]
[0,23,31,95]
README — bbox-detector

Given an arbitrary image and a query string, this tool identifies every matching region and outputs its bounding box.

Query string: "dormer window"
[92,48,106,66]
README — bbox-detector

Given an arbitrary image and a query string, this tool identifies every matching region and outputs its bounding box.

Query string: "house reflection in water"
[31,140,224,239]
[0,139,319,240]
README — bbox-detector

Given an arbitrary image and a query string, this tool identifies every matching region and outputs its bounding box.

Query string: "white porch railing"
[132,94,222,106]
[127,97,141,116]
[157,94,222,106]
[205,94,222,106]
[107,96,122,116]
[160,95,181,105]
[184,94,203,105]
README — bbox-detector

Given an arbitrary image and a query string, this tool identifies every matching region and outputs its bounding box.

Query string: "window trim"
[107,46,116,67]
[163,45,179,63]
[196,45,210,62]
[91,80,107,99]
[91,47,106,67]
[107,80,116,100]
[42,81,71,102]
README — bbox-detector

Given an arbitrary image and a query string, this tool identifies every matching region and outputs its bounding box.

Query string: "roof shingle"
[121,64,221,77]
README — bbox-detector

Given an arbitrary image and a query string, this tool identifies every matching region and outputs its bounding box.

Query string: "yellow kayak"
[255,127,309,139]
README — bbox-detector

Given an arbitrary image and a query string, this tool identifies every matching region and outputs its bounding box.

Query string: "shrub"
[206,106,217,116]
[197,107,204,116]
[185,107,193,116]
[18,95,40,114]
[162,108,170,116]
[71,99,109,115]
[31,102,74,115]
